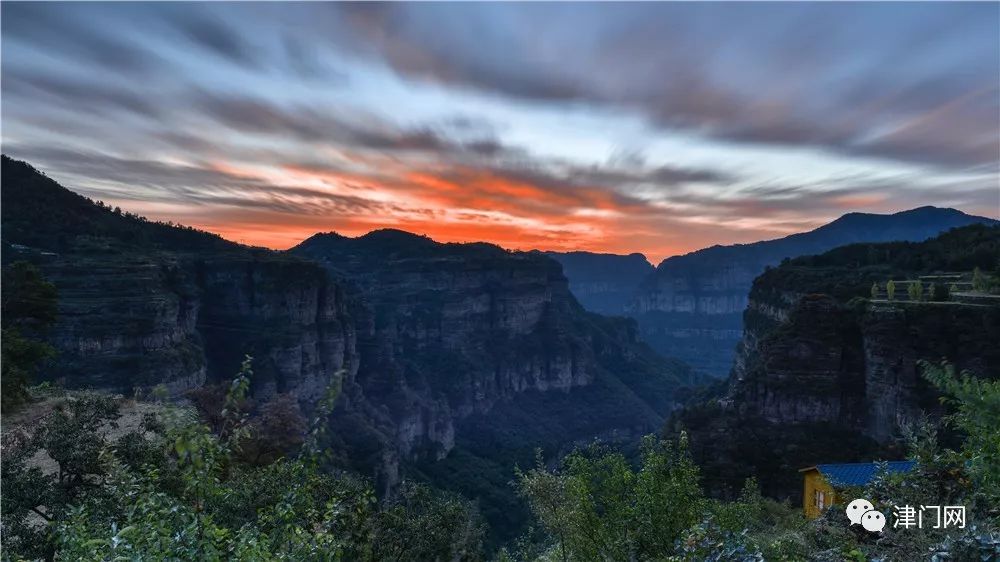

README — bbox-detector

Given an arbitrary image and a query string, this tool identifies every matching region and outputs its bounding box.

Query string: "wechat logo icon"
[847,498,885,533]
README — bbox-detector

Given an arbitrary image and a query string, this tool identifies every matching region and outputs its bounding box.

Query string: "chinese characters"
[892,505,966,529]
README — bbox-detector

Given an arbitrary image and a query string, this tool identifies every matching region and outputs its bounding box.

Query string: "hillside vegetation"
[3,360,996,561]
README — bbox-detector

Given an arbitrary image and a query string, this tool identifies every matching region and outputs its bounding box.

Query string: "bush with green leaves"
[515,434,706,561]
[510,358,1000,561]
[920,360,1000,505]
[372,481,484,561]
[1,356,484,561]
[972,267,987,292]
[1,392,124,559]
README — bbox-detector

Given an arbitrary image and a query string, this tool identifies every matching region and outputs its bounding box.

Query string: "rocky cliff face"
[194,256,357,404]
[11,249,358,405]
[674,225,1000,500]
[731,296,1000,439]
[2,156,357,406]
[631,208,999,377]
[293,231,695,478]
[543,251,652,315]
[733,295,866,428]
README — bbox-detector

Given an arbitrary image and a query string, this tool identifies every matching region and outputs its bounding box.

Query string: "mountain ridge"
[627,205,998,376]
[654,206,989,266]
[2,155,701,545]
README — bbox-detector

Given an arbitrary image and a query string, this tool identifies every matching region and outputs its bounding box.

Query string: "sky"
[2,2,998,264]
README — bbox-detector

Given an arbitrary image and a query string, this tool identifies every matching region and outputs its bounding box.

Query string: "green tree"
[2,358,485,561]
[1,261,58,408]
[516,434,705,561]
[907,281,923,301]
[847,363,1000,561]
[2,331,56,409]
[0,392,122,559]
[886,279,896,301]
[972,266,989,292]
[870,282,879,299]
[1,430,57,558]
[239,393,307,465]
[921,361,1000,501]
[373,482,483,561]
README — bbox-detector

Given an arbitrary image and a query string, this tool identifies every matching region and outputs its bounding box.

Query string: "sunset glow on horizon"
[3,3,998,264]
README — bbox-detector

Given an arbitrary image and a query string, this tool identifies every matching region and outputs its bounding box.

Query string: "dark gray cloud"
[191,90,511,157]
[3,70,163,119]
[328,3,999,170]
[164,11,261,69]
[4,2,994,170]
[337,3,587,102]
[1,3,163,76]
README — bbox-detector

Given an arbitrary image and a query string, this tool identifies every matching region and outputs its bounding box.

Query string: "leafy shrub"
[516,434,706,561]
[1,357,484,561]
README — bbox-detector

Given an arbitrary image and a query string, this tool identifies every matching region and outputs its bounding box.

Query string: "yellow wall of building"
[802,470,837,519]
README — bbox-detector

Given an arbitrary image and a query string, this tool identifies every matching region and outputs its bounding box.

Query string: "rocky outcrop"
[17,249,359,405]
[731,296,1000,438]
[35,256,208,394]
[674,225,1000,500]
[734,295,866,427]
[293,230,696,477]
[194,256,357,404]
[631,207,998,377]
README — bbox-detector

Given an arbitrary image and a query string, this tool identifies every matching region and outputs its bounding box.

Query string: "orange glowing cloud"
[87,151,935,265]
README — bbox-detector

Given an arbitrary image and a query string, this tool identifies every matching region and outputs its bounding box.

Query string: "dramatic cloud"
[1,3,164,76]
[4,71,164,119]
[332,3,1000,170]
[2,2,997,262]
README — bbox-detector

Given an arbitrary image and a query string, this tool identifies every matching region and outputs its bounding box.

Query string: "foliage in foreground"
[1,358,483,561]
[511,361,999,561]
[3,353,997,562]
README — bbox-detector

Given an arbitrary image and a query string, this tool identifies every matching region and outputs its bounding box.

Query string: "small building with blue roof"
[798,461,916,518]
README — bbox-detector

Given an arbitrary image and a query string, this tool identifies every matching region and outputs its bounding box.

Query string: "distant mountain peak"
[658,206,996,268]
[630,205,997,377]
